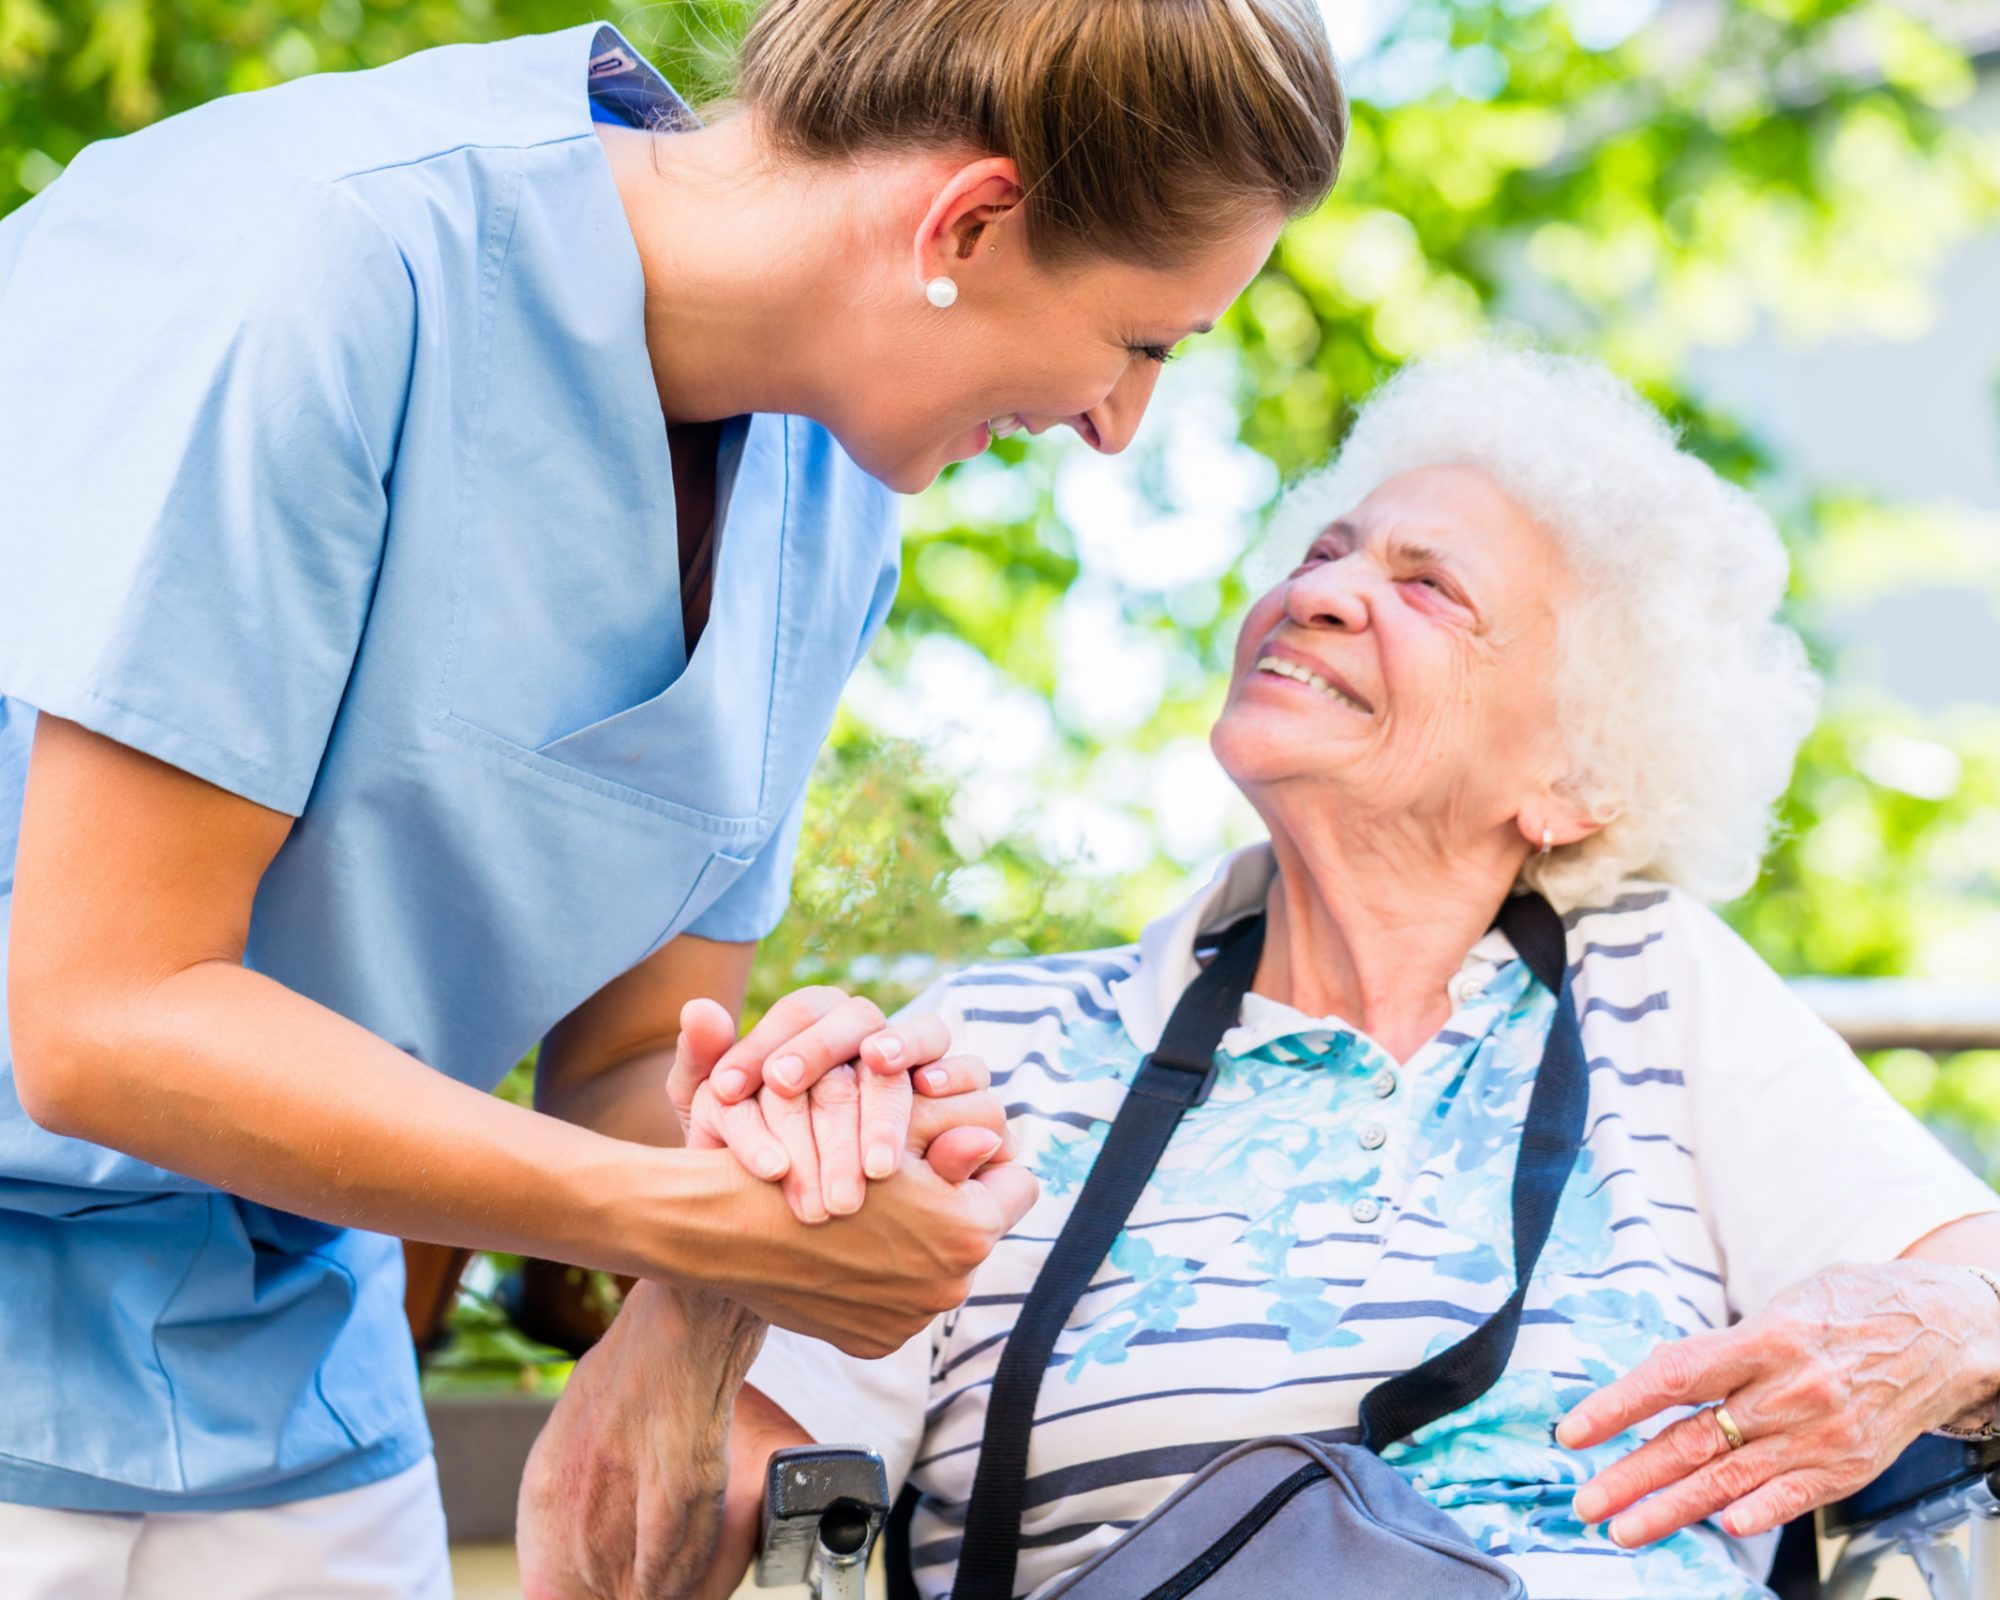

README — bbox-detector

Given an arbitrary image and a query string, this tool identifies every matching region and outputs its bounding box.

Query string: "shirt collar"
[1109,841,1521,1056]
[587,25,698,131]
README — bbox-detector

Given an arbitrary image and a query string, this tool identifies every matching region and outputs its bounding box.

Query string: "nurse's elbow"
[9,981,127,1140]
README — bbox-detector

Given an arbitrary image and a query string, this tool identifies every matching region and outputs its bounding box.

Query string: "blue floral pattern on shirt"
[1025,957,1771,1598]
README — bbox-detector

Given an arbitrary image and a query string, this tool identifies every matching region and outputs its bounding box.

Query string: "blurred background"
[5,0,1999,1486]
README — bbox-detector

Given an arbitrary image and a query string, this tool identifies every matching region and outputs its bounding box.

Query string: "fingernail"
[967,1132,1003,1163]
[769,1055,803,1090]
[1554,1416,1585,1448]
[921,1068,949,1093]
[715,1068,747,1100]
[1573,1487,1606,1524]
[1606,1517,1634,1548]
[876,1037,904,1064]
[755,1151,787,1181]
[865,1142,897,1179]
[828,1180,861,1215]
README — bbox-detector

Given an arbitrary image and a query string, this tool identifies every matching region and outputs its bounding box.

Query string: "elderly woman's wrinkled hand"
[518,1278,765,1600]
[1557,1260,2000,1547]
[668,990,1013,1224]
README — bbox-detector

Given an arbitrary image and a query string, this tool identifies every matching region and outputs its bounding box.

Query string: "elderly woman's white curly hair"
[1264,345,1821,909]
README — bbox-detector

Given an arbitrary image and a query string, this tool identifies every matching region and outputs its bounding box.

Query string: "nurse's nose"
[1067,359,1161,455]
[1025,360,1162,453]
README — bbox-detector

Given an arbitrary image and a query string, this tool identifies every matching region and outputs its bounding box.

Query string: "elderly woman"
[521,348,2000,1600]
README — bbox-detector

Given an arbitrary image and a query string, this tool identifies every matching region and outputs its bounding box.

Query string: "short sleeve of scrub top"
[0,164,413,813]
[0,23,901,1514]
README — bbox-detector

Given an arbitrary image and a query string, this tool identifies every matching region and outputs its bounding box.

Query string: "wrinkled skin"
[1560,1258,2000,1546]
[518,1279,764,1600]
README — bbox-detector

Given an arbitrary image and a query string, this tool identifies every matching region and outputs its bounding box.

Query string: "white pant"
[0,1458,453,1600]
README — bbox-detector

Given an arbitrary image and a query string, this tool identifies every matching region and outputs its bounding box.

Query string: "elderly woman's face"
[1213,465,1571,837]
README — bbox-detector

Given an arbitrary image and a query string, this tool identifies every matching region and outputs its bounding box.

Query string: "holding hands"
[668,983,1018,1222]
[520,986,1034,1598]
[1559,1259,2000,1548]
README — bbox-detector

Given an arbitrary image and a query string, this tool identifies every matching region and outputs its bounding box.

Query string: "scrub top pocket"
[441,393,787,825]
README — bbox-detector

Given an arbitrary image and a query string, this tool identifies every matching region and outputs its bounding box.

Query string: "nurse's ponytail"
[735,0,1345,264]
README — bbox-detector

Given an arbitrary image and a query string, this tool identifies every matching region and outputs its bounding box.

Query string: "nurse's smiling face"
[598,126,1290,495]
[840,169,1286,493]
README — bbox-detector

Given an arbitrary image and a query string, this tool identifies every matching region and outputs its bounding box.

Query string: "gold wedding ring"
[1712,1405,1747,1452]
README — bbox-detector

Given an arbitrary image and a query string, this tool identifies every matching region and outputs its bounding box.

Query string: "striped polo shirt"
[748,845,1995,1599]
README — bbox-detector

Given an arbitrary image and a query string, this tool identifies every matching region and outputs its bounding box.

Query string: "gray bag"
[1041,1436,1523,1599]
[936,895,1583,1600]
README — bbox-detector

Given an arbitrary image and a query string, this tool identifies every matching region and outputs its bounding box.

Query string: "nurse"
[0,0,1345,1594]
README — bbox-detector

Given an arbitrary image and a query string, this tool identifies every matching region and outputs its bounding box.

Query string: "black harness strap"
[946,892,1586,1600]
[1357,892,1588,1449]
[949,915,1266,1600]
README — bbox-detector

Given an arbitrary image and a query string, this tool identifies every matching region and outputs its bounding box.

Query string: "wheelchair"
[756,1434,2000,1600]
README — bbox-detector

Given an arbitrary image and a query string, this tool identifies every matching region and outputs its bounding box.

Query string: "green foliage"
[747,726,1123,1020]
[1739,703,2000,981]
[420,1257,575,1395]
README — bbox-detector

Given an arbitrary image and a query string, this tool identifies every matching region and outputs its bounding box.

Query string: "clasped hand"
[668,984,1016,1223]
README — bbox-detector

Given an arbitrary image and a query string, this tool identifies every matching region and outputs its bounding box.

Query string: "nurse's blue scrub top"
[0,24,900,1511]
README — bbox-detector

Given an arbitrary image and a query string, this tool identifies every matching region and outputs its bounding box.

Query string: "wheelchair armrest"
[1820,1435,2000,1538]
[755,1444,890,1591]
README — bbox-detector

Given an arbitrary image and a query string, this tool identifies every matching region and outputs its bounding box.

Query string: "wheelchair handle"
[755,1445,890,1597]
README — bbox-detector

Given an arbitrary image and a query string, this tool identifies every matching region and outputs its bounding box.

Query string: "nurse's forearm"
[537,1047,687,1149]
[536,931,757,1148]
[20,946,1034,1362]
[20,955,736,1279]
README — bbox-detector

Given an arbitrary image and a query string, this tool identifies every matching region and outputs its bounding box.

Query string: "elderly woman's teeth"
[988,414,1024,437]
[1255,654,1365,711]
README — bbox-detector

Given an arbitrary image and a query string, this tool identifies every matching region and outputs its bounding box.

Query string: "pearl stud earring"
[925,276,959,308]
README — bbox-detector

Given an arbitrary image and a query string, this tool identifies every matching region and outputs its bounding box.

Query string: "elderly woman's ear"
[1515,805,1605,863]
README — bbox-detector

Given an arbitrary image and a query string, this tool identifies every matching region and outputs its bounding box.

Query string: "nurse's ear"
[910,156,1026,301]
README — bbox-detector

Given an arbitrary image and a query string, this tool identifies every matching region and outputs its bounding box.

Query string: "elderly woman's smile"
[1247,646,1373,714]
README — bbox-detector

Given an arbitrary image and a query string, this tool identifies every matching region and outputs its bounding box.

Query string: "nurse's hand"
[670,992,1005,1223]
[703,1055,1014,1226]
[705,1144,1040,1357]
